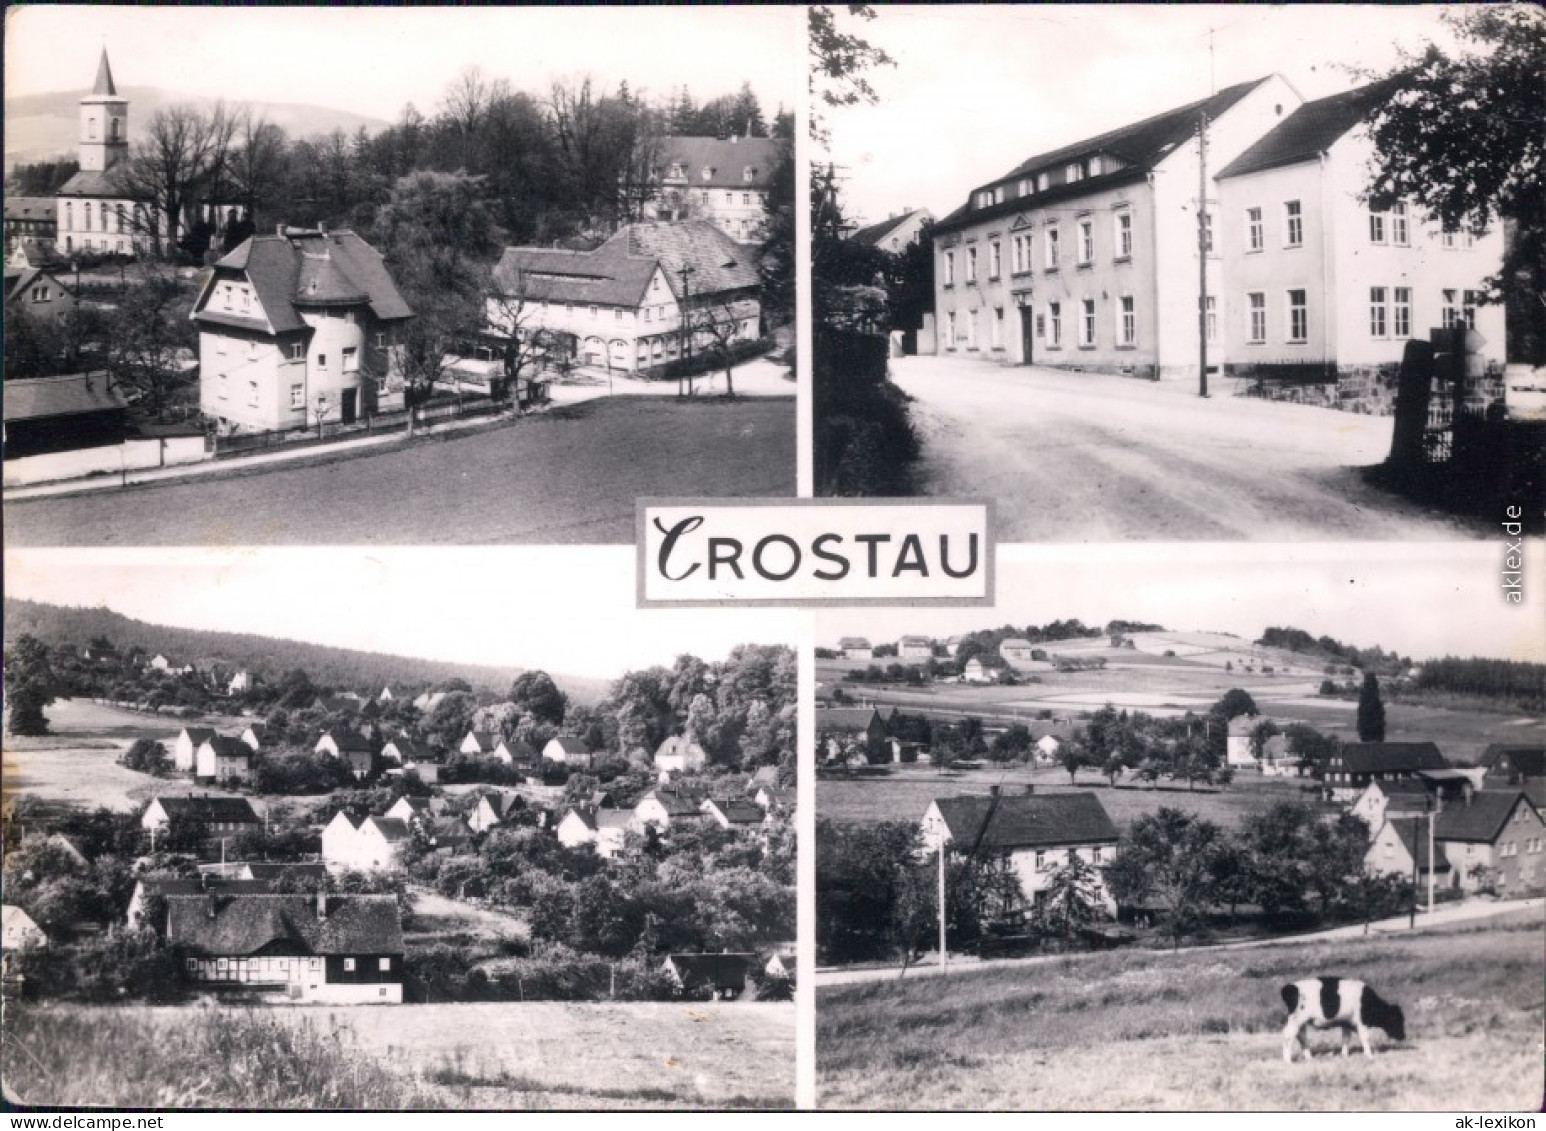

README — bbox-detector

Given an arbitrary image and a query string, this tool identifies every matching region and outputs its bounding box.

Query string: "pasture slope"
[818,914,1544,1110]
[3,1001,794,1110]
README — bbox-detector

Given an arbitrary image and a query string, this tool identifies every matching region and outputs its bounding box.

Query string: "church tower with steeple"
[79,49,129,174]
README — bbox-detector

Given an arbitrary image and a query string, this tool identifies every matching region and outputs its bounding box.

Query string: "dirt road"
[890,356,1480,541]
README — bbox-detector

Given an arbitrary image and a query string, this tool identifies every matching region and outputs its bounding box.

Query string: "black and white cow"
[1280,977,1406,1062]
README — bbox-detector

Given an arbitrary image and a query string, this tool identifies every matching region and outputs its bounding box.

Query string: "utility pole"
[937,838,948,973]
[1197,112,1210,399]
[677,263,696,397]
[1426,795,1436,914]
[1409,809,1420,929]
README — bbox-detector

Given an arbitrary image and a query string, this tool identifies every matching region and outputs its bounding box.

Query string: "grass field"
[2,699,258,813]
[4,395,796,546]
[817,915,1544,1110]
[819,763,1324,831]
[817,653,1544,763]
[3,1001,794,1109]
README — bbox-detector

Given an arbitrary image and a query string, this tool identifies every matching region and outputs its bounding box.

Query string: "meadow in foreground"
[818,914,1544,1110]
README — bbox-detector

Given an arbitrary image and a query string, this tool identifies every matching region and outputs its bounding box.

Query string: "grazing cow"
[1280,977,1406,1062]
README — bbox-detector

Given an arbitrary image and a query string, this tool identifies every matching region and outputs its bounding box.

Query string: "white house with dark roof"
[932,76,1301,380]
[166,891,404,1004]
[192,225,413,433]
[321,812,409,874]
[640,135,788,244]
[458,731,500,758]
[850,208,934,255]
[196,736,252,784]
[53,51,145,258]
[1215,83,1505,399]
[487,220,761,374]
[543,736,591,766]
[655,734,709,774]
[921,789,1120,913]
[173,726,218,773]
[897,636,933,660]
[141,795,262,839]
[837,637,873,661]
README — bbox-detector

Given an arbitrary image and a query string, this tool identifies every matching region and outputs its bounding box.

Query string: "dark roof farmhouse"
[930,791,1119,851]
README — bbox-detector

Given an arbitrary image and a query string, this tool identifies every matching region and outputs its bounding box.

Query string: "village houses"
[140,796,261,841]
[486,220,761,375]
[192,224,414,434]
[640,135,786,244]
[849,208,934,255]
[921,789,1121,914]
[321,812,409,873]
[655,734,709,775]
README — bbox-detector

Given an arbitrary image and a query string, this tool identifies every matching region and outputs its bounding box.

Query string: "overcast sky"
[821,4,1470,226]
[4,5,798,122]
[5,548,802,680]
[818,543,1546,663]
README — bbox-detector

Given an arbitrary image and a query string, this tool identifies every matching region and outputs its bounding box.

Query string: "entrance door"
[1019,307,1035,365]
[341,388,358,424]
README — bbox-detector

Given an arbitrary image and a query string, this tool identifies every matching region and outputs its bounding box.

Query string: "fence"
[211,397,509,460]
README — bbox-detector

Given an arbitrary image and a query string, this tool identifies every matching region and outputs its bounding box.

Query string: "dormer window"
[743,166,756,182]
[1065,162,1084,183]
[1088,155,1104,176]
[1018,178,1032,196]
[700,166,715,182]
[669,163,685,179]
[1037,172,1050,192]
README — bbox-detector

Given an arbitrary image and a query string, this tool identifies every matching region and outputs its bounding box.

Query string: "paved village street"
[891,356,1481,541]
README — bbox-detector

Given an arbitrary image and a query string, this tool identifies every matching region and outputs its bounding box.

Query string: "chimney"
[206,894,217,919]
[989,785,1000,797]
[316,889,328,921]
[1023,784,1036,795]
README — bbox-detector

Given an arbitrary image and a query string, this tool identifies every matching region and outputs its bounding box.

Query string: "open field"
[2,699,259,813]
[819,764,1325,831]
[817,652,1544,763]
[4,395,796,546]
[817,914,1544,1110]
[2,1001,794,1109]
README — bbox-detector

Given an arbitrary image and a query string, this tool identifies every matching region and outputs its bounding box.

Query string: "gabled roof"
[427,816,473,841]
[1435,790,1535,844]
[198,228,412,334]
[1336,743,1448,775]
[320,728,372,754]
[166,893,403,957]
[838,637,871,649]
[362,816,411,842]
[148,796,260,824]
[935,77,1273,236]
[3,374,127,423]
[999,637,1033,651]
[597,810,633,832]
[656,735,707,760]
[1383,818,1450,872]
[384,738,431,760]
[202,736,250,760]
[463,731,499,754]
[898,635,932,648]
[1481,745,1546,780]
[561,806,599,831]
[493,220,758,310]
[497,737,538,759]
[706,798,763,825]
[664,952,755,989]
[546,736,589,755]
[1218,82,1396,181]
[654,136,785,190]
[5,197,58,223]
[816,707,883,732]
[930,791,1119,850]
[180,726,218,745]
[642,790,702,818]
[56,169,133,199]
[850,211,923,249]
[479,792,523,818]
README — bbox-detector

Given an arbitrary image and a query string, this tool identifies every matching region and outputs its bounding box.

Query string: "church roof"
[92,50,119,98]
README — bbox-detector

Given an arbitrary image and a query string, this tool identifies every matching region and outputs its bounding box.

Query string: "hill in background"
[3,598,609,706]
[5,85,389,168]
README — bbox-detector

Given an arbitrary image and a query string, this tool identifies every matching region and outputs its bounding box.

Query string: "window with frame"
[1047,302,1062,347]
[1202,212,1214,254]
[344,958,357,972]
[965,307,978,349]
[944,250,955,287]
[944,311,956,348]
[1018,178,1032,196]
[1369,286,1388,337]
[1287,289,1307,342]
[1247,207,1264,251]
[1037,172,1050,192]
[248,381,259,408]
[1275,201,1301,249]
[1393,287,1412,338]
[966,246,978,283]
[342,346,358,372]
[1080,298,1096,346]
[1205,295,1217,343]
[317,353,328,370]
[1248,292,1266,343]
[379,957,392,971]
[1045,226,1060,270]
[1119,295,1135,346]
[989,239,1001,280]
[1441,229,1457,249]
[1391,202,1409,245]
[1034,850,1046,870]
[1065,162,1083,183]
[1442,288,1459,328]
[991,306,1004,349]
[290,384,304,409]
[1369,211,1386,244]
[1115,211,1132,259]
[1077,217,1093,265]
[1462,290,1479,329]
[974,190,992,209]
